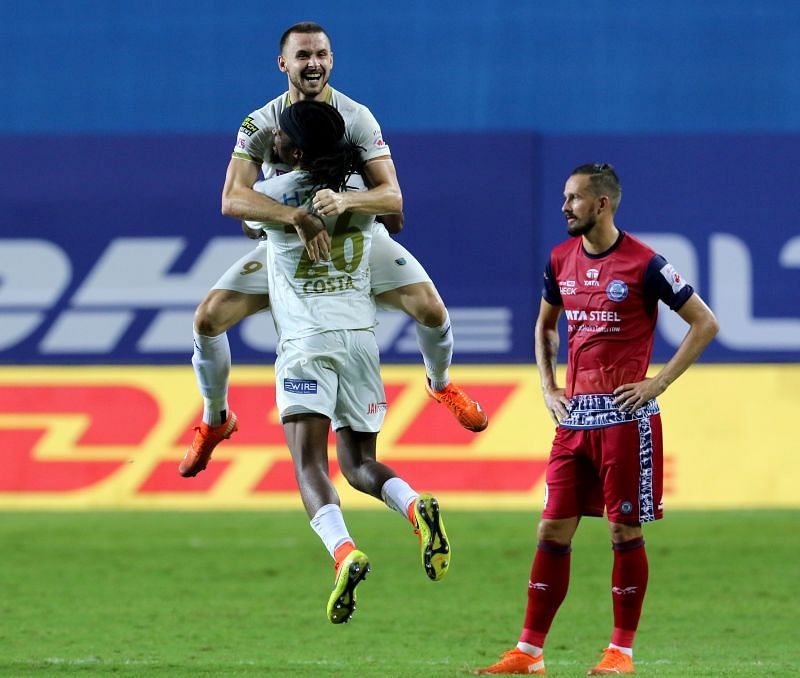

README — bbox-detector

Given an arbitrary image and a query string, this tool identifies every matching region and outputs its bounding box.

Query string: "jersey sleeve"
[231,111,273,166]
[348,105,392,164]
[542,257,563,306]
[644,254,694,311]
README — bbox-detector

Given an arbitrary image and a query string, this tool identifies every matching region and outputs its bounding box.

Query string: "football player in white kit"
[221,100,451,623]
[183,22,488,473]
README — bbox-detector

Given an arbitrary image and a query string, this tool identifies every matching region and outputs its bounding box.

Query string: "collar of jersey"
[285,85,334,107]
[582,230,625,259]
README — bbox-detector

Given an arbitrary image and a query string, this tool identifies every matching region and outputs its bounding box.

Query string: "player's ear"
[293,148,304,163]
[278,54,287,73]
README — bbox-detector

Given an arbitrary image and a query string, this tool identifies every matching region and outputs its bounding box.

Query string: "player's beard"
[566,215,597,238]
[290,68,329,99]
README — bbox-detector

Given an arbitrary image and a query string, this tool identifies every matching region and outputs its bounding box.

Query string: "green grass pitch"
[0,510,797,676]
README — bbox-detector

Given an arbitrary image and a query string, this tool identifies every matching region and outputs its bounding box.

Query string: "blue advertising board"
[1,133,798,364]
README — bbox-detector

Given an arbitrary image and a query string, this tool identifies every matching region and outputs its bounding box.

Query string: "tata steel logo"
[584,268,600,287]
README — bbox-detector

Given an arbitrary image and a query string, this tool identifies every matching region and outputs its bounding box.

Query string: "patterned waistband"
[559,393,660,430]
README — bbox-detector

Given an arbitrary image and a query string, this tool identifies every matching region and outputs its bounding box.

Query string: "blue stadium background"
[2,1,799,365]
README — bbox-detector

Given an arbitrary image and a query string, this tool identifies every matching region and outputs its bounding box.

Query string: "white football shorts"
[274,329,386,432]
[211,224,431,296]
[211,241,270,295]
[367,224,432,295]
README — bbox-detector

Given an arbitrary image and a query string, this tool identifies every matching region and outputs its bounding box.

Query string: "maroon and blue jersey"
[542,231,693,397]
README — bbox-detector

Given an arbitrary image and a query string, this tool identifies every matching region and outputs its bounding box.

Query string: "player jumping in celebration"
[245,100,451,623]
[476,164,718,674]
[180,22,487,478]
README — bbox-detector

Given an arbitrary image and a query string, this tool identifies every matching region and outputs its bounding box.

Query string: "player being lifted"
[476,163,719,674]
[240,99,451,623]
[180,21,487,479]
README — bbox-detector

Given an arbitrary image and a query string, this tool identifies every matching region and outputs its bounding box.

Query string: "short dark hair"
[571,163,622,211]
[279,22,331,53]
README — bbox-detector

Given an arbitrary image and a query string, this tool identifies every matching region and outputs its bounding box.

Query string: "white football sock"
[380,477,419,521]
[415,311,453,391]
[609,644,633,657]
[191,330,231,426]
[516,642,543,657]
[310,504,353,558]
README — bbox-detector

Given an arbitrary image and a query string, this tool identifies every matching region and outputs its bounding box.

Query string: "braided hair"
[279,100,365,192]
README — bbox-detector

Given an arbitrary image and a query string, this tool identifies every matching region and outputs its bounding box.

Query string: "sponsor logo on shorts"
[367,401,388,415]
[239,116,259,137]
[620,500,633,514]
[394,257,407,266]
[606,279,629,302]
[283,379,317,394]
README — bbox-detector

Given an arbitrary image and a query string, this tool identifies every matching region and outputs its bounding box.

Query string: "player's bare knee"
[193,302,224,336]
[339,460,382,496]
[537,518,576,545]
[413,291,447,327]
[609,521,642,543]
[337,459,361,488]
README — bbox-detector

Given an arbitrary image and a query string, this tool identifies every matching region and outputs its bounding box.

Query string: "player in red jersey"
[476,163,719,675]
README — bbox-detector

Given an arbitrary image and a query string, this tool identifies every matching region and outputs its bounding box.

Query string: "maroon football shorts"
[542,413,663,524]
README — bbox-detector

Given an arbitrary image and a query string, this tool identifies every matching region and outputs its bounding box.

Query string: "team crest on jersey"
[606,279,628,302]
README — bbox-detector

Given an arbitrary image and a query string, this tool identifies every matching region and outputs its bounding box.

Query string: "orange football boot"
[425,379,488,432]
[587,648,634,675]
[178,411,238,477]
[475,649,545,674]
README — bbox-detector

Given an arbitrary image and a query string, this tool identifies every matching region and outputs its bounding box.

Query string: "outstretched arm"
[613,293,720,411]
[312,156,403,225]
[534,297,570,424]
[221,158,330,261]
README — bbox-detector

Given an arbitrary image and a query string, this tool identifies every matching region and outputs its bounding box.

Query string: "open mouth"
[303,71,324,83]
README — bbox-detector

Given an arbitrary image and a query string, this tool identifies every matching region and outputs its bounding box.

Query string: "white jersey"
[232,86,391,180]
[254,171,376,341]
